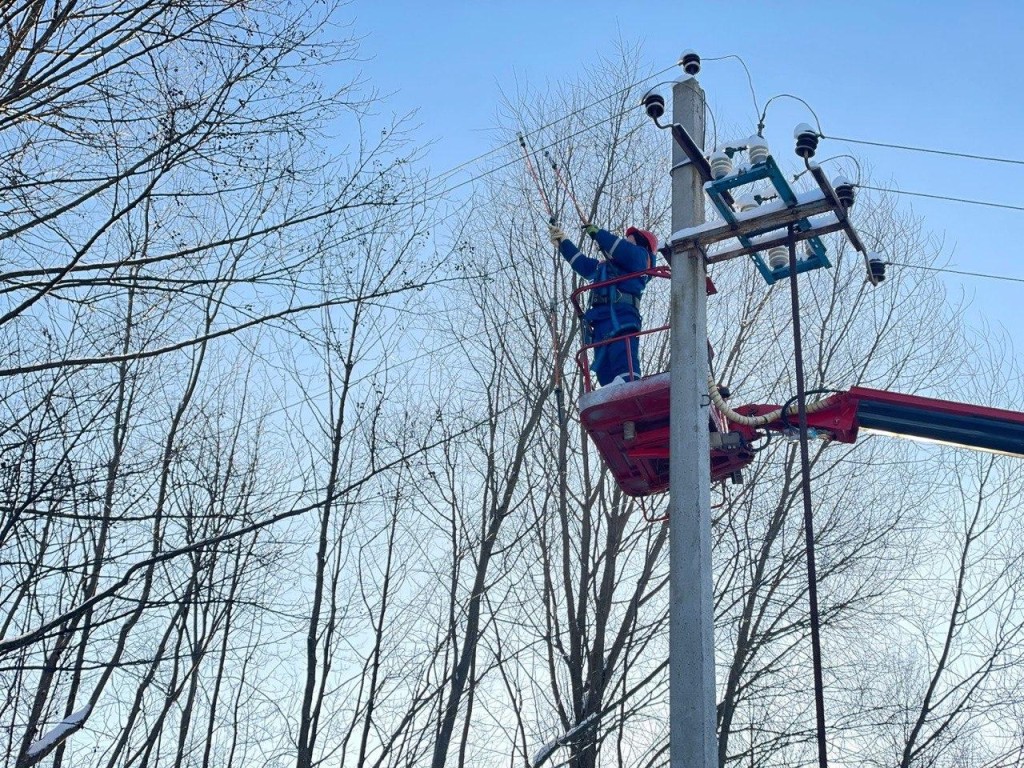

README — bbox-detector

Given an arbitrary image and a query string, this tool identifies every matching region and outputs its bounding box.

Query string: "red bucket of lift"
[571,269,753,498]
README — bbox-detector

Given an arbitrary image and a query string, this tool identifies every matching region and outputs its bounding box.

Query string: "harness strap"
[589,292,641,308]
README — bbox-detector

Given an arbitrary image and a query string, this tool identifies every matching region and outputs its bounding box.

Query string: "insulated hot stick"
[519,132,572,432]
[517,132,556,224]
[543,149,590,225]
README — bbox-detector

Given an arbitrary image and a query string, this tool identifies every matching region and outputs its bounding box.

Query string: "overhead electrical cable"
[827,135,1024,167]
[430,63,678,189]
[885,263,1024,285]
[430,118,1024,222]
[703,54,760,119]
[424,58,1024,213]
[430,107,645,199]
[859,185,1024,212]
[413,61,1024,297]
[758,93,824,136]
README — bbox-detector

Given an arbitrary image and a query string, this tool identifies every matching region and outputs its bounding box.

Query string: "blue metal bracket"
[703,155,831,285]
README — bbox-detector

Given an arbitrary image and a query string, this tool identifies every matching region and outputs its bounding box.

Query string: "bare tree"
[0,1,445,766]
[703,177,1024,768]
[449,48,681,768]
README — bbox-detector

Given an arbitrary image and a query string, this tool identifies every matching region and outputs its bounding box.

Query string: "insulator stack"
[868,253,886,283]
[834,177,855,208]
[794,123,818,159]
[747,136,770,165]
[734,193,758,213]
[767,246,789,269]
[709,151,733,180]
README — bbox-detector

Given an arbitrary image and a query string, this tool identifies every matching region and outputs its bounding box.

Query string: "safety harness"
[586,247,655,311]
[586,247,655,381]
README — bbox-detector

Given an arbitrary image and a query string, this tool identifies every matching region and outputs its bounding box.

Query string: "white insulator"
[709,151,732,180]
[733,193,758,213]
[747,136,769,165]
[767,246,789,269]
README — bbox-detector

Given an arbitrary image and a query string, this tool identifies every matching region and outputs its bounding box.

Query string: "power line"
[887,262,1024,285]
[428,81,730,208]
[432,108,635,201]
[425,63,1024,219]
[758,93,823,136]
[425,55,1024,210]
[423,123,1024,296]
[419,63,1024,237]
[703,54,760,119]
[428,107,1024,222]
[430,63,678,190]
[860,185,1024,212]
[827,135,1024,167]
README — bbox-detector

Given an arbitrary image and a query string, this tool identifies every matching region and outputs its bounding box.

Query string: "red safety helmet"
[626,226,658,253]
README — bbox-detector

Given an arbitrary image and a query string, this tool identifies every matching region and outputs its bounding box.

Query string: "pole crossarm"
[670,194,834,257]
[705,219,846,264]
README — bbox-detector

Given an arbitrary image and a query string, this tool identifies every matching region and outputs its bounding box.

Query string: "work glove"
[548,223,566,245]
[582,223,599,238]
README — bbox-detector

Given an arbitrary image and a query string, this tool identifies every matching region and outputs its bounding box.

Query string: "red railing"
[570,267,671,392]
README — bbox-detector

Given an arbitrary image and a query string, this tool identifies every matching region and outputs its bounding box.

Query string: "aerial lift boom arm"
[579,382,1024,498]
[731,386,1024,457]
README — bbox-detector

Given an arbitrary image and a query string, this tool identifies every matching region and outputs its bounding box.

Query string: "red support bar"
[730,387,1024,457]
[569,266,713,320]
[729,393,861,444]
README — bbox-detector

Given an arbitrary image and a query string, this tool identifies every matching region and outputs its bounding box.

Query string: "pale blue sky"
[348,1,1023,345]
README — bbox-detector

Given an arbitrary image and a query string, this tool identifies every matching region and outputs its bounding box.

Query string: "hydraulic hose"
[707,375,835,427]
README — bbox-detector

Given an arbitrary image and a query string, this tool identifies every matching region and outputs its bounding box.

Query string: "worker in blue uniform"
[549,222,658,386]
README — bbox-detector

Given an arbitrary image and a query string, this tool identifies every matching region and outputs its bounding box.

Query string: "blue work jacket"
[558,228,654,324]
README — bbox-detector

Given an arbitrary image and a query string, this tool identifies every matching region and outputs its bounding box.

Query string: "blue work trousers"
[588,310,641,386]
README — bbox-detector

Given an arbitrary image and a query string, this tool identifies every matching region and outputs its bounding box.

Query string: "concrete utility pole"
[668,76,716,768]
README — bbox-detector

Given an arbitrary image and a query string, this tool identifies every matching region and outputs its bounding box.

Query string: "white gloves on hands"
[548,223,566,245]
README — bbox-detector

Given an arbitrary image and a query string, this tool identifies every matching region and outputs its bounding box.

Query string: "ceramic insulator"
[747,137,769,165]
[767,246,789,270]
[709,151,733,180]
